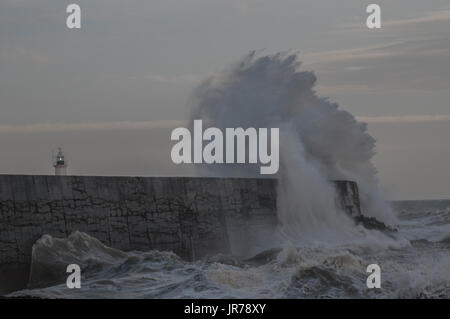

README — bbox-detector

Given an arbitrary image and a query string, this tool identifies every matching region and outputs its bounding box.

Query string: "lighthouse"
[53,147,68,176]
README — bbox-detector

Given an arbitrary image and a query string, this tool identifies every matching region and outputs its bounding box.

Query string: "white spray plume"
[189,52,396,243]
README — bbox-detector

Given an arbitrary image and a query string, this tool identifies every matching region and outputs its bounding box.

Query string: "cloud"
[0,47,49,64]
[0,120,187,133]
[1,0,39,8]
[128,73,209,85]
[302,36,450,93]
[302,7,450,94]
[3,116,449,134]
[383,9,450,27]
[303,36,450,66]
[340,9,450,30]
[356,115,450,124]
[302,42,401,65]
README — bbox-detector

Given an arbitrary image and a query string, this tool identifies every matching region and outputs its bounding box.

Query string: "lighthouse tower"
[53,147,68,176]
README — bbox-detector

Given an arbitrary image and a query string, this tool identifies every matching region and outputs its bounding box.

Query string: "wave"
[7,230,449,299]
[189,52,397,246]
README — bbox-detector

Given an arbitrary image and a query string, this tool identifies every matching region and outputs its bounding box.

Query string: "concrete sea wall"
[0,176,278,264]
[0,175,361,293]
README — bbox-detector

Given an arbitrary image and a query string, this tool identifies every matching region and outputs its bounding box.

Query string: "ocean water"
[7,200,450,299]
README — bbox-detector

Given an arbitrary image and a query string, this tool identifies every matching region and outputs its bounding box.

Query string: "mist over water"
[190,52,396,244]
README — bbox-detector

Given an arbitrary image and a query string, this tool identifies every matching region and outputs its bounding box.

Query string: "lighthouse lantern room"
[53,147,68,176]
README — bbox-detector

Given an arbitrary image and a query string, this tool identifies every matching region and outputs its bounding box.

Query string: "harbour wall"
[0,175,361,293]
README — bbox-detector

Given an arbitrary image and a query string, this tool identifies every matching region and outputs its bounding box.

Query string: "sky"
[0,0,449,200]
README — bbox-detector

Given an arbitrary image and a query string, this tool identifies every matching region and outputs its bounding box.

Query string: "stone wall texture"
[0,175,364,293]
[0,175,361,267]
[0,175,279,266]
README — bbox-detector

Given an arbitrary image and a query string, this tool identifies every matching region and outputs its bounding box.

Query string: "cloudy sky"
[0,0,449,199]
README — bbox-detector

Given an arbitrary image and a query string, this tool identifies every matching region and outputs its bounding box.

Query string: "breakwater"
[0,175,361,293]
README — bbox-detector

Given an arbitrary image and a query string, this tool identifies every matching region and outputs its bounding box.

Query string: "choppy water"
[7,200,450,299]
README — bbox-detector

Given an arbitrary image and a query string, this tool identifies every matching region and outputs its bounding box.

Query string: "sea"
[7,199,450,299]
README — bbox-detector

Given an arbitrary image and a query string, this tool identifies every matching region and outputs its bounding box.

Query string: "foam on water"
[7,201,450,299]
